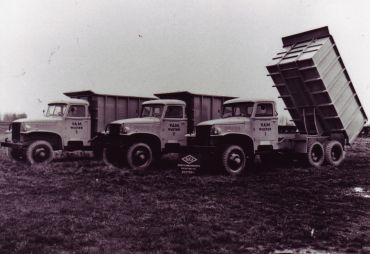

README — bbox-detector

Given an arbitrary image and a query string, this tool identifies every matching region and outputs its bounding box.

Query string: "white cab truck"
[184,27,368,175]
[1,90,153,164]
[95,91,234,169]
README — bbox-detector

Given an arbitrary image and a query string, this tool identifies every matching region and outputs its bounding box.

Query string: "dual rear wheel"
[307,140,345,168]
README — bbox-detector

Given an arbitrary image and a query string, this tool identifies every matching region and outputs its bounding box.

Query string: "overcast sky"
[0,0,369,119]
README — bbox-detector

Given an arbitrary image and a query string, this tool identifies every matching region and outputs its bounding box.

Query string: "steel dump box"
[266,27,367,144]
[155,91,235,133]
[64,90,154,136]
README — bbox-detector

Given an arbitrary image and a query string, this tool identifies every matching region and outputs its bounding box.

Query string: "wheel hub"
[311,146,323,162]
[134,149,149,166]
[33,146,49,162]
[230,153,241,164]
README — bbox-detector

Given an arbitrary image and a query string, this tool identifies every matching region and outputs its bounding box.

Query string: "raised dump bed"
[266,26,367,144]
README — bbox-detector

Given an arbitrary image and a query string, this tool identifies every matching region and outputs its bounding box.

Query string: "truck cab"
[100,99,188,169]
[187,98,278,175]
[1,99,90,164]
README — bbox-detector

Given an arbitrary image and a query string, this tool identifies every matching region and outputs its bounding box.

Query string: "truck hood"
[111,117,160,125]
[14,116,63,124]
[197,117,249,126]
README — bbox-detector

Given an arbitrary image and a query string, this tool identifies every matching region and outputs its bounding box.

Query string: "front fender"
[209,133,255,150]
[21,131,63,150]
[91,133,131,149]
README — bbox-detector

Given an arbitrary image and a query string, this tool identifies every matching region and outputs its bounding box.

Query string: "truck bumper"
[0,140,28,149]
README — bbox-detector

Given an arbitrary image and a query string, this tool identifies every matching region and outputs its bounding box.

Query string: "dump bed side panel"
[266,27,367,144]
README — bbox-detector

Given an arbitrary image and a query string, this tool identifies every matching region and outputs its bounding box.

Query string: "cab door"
[64,104,91,147]
[161,105,187,147]
[252,102,278,149]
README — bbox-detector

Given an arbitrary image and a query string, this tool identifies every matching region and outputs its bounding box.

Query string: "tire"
[222,145,247,176]
[102,147,126,169]
[7,148,25,162]
[26,140,54,165]
[307,141,325,168]
[324,140,345,166]
[126,143,153,171]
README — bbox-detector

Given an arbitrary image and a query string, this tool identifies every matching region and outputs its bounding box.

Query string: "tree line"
[0,113,27,122]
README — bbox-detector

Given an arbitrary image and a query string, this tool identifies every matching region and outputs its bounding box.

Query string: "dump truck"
[94,91,234,169]
[1,90,153,164]
[183,27,368,175]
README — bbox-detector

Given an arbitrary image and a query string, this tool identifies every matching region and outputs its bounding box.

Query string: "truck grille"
[195,125,211,146]
[12,122,21,141]
[109,124,121,136]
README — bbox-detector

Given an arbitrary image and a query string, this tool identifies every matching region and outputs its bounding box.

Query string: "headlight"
[21,123,32,132]
[210,126,221,135]
[120,125,130,134]
[104,124,110,134]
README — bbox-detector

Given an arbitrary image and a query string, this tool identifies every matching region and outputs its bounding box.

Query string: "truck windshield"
[46,103,67,117]
[141,104,164,118]
[222,102,254,118]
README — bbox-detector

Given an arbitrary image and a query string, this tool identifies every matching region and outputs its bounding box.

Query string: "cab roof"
[49,98,89,105]
[143,99,186,105]
[224,98,276,105]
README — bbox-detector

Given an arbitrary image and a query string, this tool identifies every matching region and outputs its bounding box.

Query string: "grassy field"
[0,139,369,253]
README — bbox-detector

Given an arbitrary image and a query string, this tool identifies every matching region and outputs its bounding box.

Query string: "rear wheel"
[127,142,153,171]
[7,148,25,162]
[307,141,325,168]
[324,140,345,166]
[26,140,54,165]
[222,145,247,176]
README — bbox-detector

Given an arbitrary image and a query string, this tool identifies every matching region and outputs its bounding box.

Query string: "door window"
[67,105,86,117]
[255,103,273,117]
[165,106,184,119]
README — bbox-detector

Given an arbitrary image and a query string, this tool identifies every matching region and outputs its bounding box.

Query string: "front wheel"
[126,143,153,171]
[222,145,247,176]
[26,140,54,165]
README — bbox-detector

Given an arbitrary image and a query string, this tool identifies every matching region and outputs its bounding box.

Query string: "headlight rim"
[210,125,221,135]
[120,125,130,134]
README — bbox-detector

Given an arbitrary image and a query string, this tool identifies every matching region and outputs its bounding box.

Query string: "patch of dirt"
[0,139,369,253]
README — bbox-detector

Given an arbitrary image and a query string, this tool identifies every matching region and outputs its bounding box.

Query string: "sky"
[0,0,370,121]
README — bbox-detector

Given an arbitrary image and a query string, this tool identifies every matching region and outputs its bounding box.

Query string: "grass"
[0,139,369,253]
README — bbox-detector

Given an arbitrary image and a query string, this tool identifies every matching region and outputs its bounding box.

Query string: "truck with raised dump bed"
[1,90,153,165]
[184,26,368,175]
[95,91,234,169]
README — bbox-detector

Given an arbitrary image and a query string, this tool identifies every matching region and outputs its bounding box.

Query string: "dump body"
[154,91,235,133]
[266,27,367,144]
[64,90,154,137]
